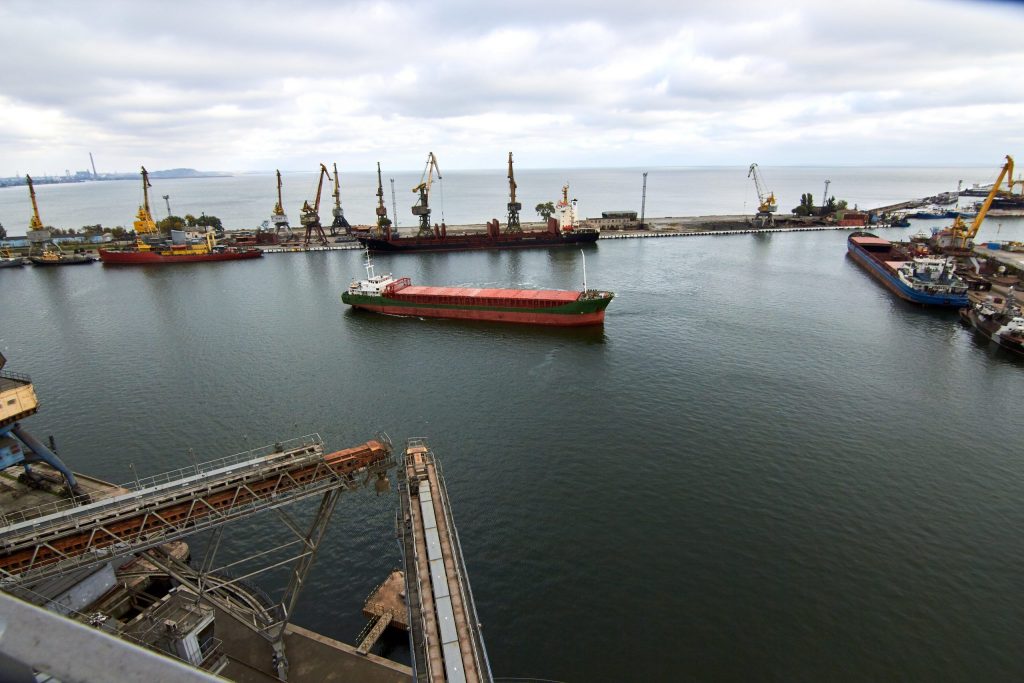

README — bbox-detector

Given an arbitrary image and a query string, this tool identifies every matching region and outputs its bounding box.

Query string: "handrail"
[0,434,323,530]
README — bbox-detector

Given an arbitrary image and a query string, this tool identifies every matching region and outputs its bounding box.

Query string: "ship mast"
[375,162,391,237]
[26,175,43,230]
[505,152,522,234]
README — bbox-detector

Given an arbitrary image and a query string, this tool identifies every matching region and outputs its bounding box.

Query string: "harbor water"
[1,168,1024,681]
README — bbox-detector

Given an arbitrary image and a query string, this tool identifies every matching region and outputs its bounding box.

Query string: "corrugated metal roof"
[399,285,580,302]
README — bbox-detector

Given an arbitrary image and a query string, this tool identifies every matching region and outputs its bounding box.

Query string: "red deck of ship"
[393,285,580,306]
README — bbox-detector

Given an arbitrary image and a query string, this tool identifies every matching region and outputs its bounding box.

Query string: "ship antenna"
[581,249,587,292]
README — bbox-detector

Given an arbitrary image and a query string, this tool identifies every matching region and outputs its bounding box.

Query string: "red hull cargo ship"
[359,153,599,253]
[99,166,262,265]
[342,258,613,327]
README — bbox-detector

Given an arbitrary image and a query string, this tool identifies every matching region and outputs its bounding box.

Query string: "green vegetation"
[535,201,555,220]
[792,193,850,217]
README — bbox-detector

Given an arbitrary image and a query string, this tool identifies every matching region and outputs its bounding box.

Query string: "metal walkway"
[397,439,492,683]
[0,435,392,588]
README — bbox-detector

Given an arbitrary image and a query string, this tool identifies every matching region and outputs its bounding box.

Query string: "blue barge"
[847,232,969,307]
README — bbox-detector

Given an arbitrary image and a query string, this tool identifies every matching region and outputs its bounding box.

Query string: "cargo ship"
[98,167,262,265]
[342,253,613,326]
[357,153,599,253]
[847,232,969,306]
[960,290,1024,356]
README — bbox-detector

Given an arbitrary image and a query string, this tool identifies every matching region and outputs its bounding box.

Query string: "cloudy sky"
[1,0,1022,175]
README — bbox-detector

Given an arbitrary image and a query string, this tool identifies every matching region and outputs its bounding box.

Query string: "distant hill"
[147,168,229,179]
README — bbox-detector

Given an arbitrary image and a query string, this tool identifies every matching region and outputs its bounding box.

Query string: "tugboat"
[342,249,613,326]
[960,288,1024,357]
[99,167,262,265]
[23,176,94,267]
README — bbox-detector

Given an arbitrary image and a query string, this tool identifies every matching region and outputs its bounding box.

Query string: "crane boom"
[26,175,43,230]
[300,164,332,246]
[330,162,350,234]
[133,167,158,237]
[506,152,522,233]
[375,162,392,238]
[274,170,284,215]
[747,163,777,226]
[952,155,1014,248]
[411,152,441,238]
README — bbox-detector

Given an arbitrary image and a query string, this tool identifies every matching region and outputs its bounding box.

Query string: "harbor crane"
[270,170,291,241]
[412,152,441,238]
[133,167,159,242]
[26,175,44,232]
[300,164,331,246]
[330,162,351,236]
[506,152,522,234]
[747,163,778,227]
[948,155,1014,250]
[375,162,392,238]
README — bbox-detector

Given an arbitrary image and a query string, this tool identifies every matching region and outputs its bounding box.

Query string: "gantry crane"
[330,162,351,236]
[300,164,331,246]
[375,162,392,238]
[271,170,291,241]
[411,152,441,238]
[948,155,1014,250]
[506,152,522,234]
[747,163,778,227]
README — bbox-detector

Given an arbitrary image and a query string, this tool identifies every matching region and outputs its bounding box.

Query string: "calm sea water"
[1,169,1023,681]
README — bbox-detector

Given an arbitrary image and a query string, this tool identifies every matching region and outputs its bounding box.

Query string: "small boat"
[28,249,95,266]
[960,290,1024,357]
[342,250,613,326]
[0,247,26,268]
[908,207,947,220]
[847,232,969,306]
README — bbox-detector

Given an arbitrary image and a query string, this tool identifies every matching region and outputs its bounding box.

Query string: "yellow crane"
[133,166,159,243]
[24,175,60,260]
[747,163,778,226]
[26,175,44,231]
[300,164,332,246]
[411,152,441,238]
[506,152,522,234]
[949,155,1014,249]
